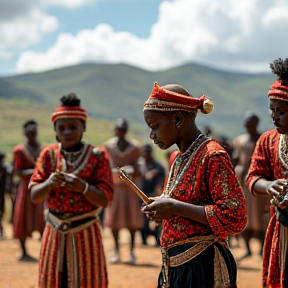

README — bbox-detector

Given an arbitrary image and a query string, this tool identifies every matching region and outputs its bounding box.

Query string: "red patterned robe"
[29,143,113,288]
[161,139,247,248]
[13,144,45,240]
[247,129,288,288]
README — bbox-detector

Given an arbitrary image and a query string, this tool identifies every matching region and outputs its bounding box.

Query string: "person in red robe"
[142,82,247,288]
[29,93,113,288]
[13,120,45,261]
[246,58,288,288]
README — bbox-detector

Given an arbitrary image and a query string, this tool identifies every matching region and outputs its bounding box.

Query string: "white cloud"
[0,0,95,59]
[15,0,288,73]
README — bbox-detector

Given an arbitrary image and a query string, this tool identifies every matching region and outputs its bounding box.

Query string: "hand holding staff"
[117,167,153,205]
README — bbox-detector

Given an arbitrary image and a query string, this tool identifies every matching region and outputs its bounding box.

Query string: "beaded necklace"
[278,134,288,175]
[58,143,90,174]
[164,134,211,197]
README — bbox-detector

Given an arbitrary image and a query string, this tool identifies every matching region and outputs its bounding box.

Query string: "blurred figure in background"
[104,118,143,265]
[139,144,165,246]
[12,120,45,261]
[0,151,7,238]
[233,113,269,261]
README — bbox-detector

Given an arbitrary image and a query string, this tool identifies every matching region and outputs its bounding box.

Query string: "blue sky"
[1,0,288,76]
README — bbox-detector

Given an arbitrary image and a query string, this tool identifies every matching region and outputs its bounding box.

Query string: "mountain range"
[0,62,276,145]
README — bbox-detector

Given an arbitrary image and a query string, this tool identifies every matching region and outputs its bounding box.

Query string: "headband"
[268,79,288,102]
[51,106,87,123]
[143,82,213,114]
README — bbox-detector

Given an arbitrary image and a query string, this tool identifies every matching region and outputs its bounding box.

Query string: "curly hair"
[60,93,81,107]
[270,58,288,81]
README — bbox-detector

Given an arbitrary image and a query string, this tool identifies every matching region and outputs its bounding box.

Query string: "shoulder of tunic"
[205,140,229,158]
[13,143,25,153]
[259,129,278,141]
[90,145,108,158]
[40,143,59,154]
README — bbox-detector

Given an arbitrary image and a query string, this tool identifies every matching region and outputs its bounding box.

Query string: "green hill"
[0,62,276,157]
[0,98,150,162]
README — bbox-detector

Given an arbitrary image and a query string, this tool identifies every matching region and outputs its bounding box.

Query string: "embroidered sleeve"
[29,148,52,188]
[90,147,114,203]
[204,151,247,236]
[246,133,274,194]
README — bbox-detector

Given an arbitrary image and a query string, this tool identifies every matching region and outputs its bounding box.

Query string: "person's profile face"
[55,118,84,150]
[144,110,177,150]
[269,99,288,134]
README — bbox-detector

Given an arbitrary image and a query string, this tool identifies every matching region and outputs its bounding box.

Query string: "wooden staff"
[117,167,153,205]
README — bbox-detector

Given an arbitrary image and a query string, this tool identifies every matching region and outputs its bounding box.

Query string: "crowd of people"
[0,57,288,287]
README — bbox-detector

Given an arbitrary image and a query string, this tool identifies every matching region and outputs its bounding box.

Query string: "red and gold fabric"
[30,143,113,288]
[144,82,214,114]
[246,129,288,288]
[51,106,87,123]
[268,80,288,102]
[161,139,247,249]
[30,143,113,213]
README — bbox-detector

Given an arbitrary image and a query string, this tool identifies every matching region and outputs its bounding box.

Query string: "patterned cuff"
[205,205,221,235]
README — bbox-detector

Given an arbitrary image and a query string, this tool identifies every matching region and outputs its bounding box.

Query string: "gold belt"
[45,209,102,275]
[161,235,230,288]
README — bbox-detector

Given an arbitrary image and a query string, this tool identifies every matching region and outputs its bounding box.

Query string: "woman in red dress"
[29,94,113,288]
[13,120,45,261]
[246,58,288,288]
[142,82,247,288]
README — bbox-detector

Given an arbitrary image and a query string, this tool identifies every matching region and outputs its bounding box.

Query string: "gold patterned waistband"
[161,235,230,288]
[45,208,102,234]
[162,235,227,267]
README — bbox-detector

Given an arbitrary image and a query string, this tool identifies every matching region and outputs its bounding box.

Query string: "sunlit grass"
[0,98,168,164]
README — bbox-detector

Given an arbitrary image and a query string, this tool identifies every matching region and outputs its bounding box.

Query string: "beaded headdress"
[51,106,87,123]
[143,82,214,114]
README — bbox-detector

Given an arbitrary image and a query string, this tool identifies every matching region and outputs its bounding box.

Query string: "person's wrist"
[47,178,53,189]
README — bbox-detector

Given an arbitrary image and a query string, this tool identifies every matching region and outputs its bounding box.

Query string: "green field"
[0,98,158,164]
[0,62,276,163]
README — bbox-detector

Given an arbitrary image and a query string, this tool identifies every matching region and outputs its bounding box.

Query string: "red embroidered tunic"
[29,143,113,288]
[161,138,247,248]
[30,143,113,213]
[246,129,286,288]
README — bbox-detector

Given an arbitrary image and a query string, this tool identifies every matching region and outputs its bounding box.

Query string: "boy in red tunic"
[142,82,247,288]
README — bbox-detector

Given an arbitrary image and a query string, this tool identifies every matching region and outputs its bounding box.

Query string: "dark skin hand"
[267,179,288,208]
[141,195,209,225]
[31,171,108,207]
[253,178,288,208]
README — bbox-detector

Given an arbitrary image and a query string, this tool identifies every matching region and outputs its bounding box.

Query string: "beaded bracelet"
[82,182,89,195]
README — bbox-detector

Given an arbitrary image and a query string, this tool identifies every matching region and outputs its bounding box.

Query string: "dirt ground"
[0,221,263,288]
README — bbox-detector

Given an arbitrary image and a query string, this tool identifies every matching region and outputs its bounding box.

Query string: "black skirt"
[158,242,237,288]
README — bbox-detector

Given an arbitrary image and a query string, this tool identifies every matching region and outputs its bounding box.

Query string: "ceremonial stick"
[117,167,153,205]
